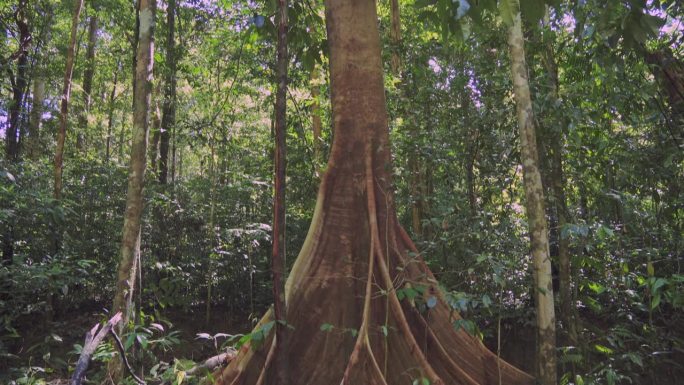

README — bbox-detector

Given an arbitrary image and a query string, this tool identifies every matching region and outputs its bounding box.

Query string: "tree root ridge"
[213,162,533,385]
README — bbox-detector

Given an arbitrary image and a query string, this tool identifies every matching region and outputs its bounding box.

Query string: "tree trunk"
[158,0,177,184]
[105,61,120,163]
[110,0,155,381]
[27,4,52,160]
[77,15,98,153]
[28,78,45,160]
[5,0,30,162]
[54,0,84,201]
[149,87,162,173]
[540,15,577,349]
[310,66,323,176]
[271,0,289,383]
[506,9,557,385]
[213,1,534,384]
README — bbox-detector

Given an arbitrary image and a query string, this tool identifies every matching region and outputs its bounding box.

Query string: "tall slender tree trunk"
[271,0,289,383]
[28,78,45,160]
[105,61,120,163]
[507,8,557,385]
[110,0,155,381]
[77,15,98,153]
[149,84,162,174]
[213,1,534,384]
[310,66,323,176]
[27,4,52,161]
[158,0,177,184]
[2,0,30,264]
[54,0,84,201]
[540,14,577,349]
[5,0,30,162]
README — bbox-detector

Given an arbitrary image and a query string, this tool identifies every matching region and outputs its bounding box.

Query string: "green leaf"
[587,282,606,295]
[320,323,334,332]
[594,344,613,355]
[625,352,643,367]
[651,277,667,292]
[481,294,492,308]
[651,294,661,310]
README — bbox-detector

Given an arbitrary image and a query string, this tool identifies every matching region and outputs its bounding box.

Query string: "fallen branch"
[185,349,237,376]
[70,312,122,385]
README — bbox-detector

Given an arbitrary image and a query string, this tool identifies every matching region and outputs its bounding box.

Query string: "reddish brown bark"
[213,1,534,384]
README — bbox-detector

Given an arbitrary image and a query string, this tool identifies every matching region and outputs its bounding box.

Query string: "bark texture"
[111,0,155,380]
[212,1,534,384]
[54,0,84,200]
[113,0,155,326]
[507,10,557,385]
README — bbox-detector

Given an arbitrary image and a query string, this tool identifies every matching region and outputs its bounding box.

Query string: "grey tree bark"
[506,7,557,385]
[110,0,155,381]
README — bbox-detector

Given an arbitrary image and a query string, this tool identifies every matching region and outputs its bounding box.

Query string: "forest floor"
[4,304,252,382]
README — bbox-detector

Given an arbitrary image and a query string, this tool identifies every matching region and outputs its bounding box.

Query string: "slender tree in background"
[506,4,557,384]
[105,60,121,163]
[213,0,533,383]
[540,10,577,348]
[2,0,31,265]
[159,0,177,184]
[54,0,84,201]
[5,0,30,162]
[271,0,289,383]
[110,0,155,381]
[77,14,98,153]
[27,4,51,162]
[389,0,427,237]
[310,65,323,176]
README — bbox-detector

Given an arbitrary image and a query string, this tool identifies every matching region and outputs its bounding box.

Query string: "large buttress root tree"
[213,1,534,384]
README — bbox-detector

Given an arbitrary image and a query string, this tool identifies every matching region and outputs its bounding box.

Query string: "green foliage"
[2,0,683,383]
